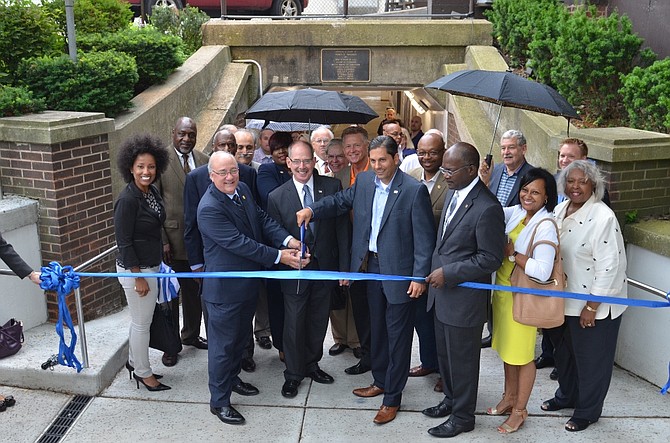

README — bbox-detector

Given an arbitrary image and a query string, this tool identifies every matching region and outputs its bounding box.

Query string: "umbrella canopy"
[426,70,581,120]
[245,119,329,132]
[245,89,378,125]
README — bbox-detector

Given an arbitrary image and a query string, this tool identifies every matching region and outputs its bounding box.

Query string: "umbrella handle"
[485,154,493,167]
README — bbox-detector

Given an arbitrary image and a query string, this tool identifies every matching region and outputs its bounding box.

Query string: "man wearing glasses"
[266,140,350,398]
[199,151,306,425]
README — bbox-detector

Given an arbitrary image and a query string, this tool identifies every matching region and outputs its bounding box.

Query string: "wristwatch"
[508,251,518,263]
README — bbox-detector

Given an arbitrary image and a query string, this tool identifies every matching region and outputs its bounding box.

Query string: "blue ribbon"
[661,362,670,395]
[39,262,83,373]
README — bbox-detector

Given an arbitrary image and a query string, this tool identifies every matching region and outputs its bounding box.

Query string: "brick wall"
[0,133,123,323]
[597,159,670,223]
[446,111,461,147]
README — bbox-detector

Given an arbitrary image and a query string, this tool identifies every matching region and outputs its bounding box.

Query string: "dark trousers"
[539,330,555,361]
[172,259,203,343]
[547,314,622,422]
[435,317,482,427]
[414,294,438,370]
[206,297,256,408]
[349,279,371,367]
[266,278,285,352]
[367,256,415,407]
[282,280,331,381]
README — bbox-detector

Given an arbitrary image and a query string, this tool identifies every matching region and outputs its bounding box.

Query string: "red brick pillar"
[0,111,124,323]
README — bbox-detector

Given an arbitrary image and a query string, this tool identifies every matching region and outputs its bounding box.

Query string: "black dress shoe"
[345,361,371,375]
[281,380,300,398]
[353,347,363,359]
[257,336,272,349]
[328,343,348,356]
[162,353,178,367]
[550,367,559,380]
[183,336,208,350]
[428,419,474,438]
[241,357,256,372]
[308,369,334,384]
[535,356,555,369]
[211,406,245,425]
[422,402,452,418]
[232,381,259,396]
[481,336,492,349]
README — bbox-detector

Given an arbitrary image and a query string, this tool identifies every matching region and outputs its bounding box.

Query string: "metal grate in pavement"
[36,395,93,443]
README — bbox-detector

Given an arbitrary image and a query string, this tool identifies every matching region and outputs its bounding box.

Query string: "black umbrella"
[244,88,378,125]
[426,70,581,163]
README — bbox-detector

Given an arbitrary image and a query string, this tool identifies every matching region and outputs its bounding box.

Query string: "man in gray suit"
[297,136,435,425]
[423,142,505,438]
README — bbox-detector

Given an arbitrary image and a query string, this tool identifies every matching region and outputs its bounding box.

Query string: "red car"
[129,0,307,17]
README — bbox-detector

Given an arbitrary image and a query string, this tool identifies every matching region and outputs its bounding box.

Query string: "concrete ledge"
[0,308,130,396]
[568,127,670,163]
[203,19,493,47]
[0,112,114,146]
[0,196,39,233]
[625,219,670,258]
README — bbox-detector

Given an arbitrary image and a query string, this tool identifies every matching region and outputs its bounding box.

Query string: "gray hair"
[501,129,526,146]
[310,126,334,141]
[326,138,343,154]
[235,128,257,145]
[557,160,605,201]
[208,151,236,174]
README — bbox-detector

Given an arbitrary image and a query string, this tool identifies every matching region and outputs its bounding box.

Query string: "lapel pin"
[318,189,323,194]
[393,190,399,194]
[437,185,442,190]
[242,195,246,200]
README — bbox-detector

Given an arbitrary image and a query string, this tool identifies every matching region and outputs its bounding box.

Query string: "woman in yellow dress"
[487,168,559,433]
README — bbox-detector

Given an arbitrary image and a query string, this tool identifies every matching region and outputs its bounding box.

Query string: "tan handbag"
[510,218,566,328]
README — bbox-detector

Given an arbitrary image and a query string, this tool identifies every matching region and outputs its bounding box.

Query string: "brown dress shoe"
[434,378,443,393]
[408,365,437,377]
[352,384,384,398]
[162,353,178,367]
[373,405,399,424]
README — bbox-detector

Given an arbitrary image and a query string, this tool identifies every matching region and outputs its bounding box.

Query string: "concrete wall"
[0,197,46,329]
[202,19,493,90]
[618,220,670,388]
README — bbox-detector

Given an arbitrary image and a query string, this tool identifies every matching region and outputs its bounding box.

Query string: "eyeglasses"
[211,168,239,177]
[439,164,472,177]
[327,154,345,161]
[215,142,237,147]
[312,138,331,144]
[417,151,443,158]
[289,158,313,166]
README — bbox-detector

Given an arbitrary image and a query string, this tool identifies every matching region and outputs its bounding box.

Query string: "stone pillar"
[0,111,123,323]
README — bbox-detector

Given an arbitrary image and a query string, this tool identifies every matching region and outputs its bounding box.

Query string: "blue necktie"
[232,193,242,207]
[442,191,458,239]
[303,185,315,232]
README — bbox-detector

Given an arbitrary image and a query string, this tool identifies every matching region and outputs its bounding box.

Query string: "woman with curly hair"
[114,134,170,391]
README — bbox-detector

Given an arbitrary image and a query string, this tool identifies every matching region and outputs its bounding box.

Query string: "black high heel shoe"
[0,395,16,412]
[126,361,163,380]
[133,373,171,391]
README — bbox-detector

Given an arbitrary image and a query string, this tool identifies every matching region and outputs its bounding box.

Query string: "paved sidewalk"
[1,307,669,442]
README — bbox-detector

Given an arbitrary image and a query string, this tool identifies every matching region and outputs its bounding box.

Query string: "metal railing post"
[73,287,90,368]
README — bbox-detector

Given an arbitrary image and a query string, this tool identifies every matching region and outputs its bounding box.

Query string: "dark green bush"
[18,50,138,117]
[0,84,46,117]
[0,0,61,80]
[43,0,133,39]
[150,5,209,56]
[619,58,670,134]
[485,0,561,68]
[550,9,645,123]
[78,26,185,93]
[526,3,570,85]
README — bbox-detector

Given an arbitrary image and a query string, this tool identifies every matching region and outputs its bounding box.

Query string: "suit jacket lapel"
[441,185,478,243]
[379,172,402,231]
[431,173,448,207]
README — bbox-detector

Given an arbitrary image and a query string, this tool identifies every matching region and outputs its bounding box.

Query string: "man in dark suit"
[198,151,306,425]
[478,129,534,348]
[423,142,505,438]
[407,132,447,386]
[183,129,259,332]
[266,140,350,398]
[297,136,435,425]
[156,116,210,366]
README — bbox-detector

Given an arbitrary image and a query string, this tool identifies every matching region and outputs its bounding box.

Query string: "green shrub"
[0,84,46,117]
[550,9,645,124]
[0,0,61,80]
[150,5,209,56]
[526,3,570,85]
[18,50,138,117]
[43,0,133,39]
[485,0,561,68]
[78,26,185,93]
[620,58,670,134]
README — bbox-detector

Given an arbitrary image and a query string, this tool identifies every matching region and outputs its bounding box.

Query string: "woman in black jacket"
[114,134,170,391]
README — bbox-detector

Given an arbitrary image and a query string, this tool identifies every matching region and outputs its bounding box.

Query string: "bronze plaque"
[321,49,371,83]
